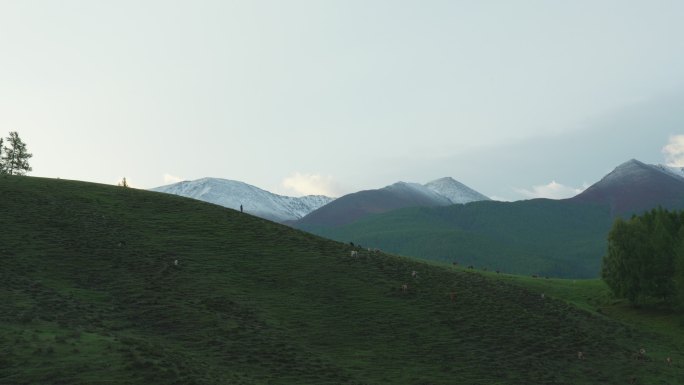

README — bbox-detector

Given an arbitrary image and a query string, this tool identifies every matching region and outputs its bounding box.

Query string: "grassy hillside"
[1,175,682,384]
[299,199,614,278]
[504,274,684,368]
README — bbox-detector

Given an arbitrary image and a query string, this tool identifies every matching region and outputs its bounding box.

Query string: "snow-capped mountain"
[151,178,335,223]
[425,177,491,204]
[294,179,488,228]
[572,159,684,215]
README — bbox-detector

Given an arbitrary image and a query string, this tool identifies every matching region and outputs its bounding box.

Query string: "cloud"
[662,135,684,167]
[514,181,587,200]
[163,173,184,185]
[280,172,343,197]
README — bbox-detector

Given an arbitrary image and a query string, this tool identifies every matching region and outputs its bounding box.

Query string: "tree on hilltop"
[0,137,4,174]
[2,131,33,176]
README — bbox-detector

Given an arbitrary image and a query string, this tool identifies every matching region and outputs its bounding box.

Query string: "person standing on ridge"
[240,204,243,213]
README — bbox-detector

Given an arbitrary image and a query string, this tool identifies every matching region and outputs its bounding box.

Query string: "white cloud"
[662,135,684,167]
[514,181,587,200]
[163,173,184,185]
[280,172,343,197]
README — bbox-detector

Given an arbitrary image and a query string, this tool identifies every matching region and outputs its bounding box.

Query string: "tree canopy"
[0,131,32,176]
[602,208,684,310]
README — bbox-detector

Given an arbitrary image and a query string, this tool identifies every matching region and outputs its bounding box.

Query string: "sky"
[1,0,683,201]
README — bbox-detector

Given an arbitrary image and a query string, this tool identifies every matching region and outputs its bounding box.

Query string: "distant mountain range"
[150,178,334,223]
[149,159,684,278]
[152,176,490,224]
[294,159,684,278]
[295,178,490,227]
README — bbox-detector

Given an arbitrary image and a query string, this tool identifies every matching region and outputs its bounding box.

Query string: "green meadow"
[0,175,681,384]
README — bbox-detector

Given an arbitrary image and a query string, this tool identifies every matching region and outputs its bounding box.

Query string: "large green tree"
[2,131,32,176]
[602,218,649,303]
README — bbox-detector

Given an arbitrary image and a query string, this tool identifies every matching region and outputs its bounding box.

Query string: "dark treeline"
[602,208,684,310]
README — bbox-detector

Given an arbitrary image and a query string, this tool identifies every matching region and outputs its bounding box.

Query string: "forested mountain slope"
[302,199,613,278]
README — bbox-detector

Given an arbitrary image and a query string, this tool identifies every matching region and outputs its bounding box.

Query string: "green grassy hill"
[298,199,614,278]
[1,176,681,384]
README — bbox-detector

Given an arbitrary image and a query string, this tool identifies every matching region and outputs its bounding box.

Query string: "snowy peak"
[589,159,684,188]
[384,181,453,205]
[294,177,488,228]
[150,178,334,223]
[424,177,490,204]
[572,158,684,216]
[597,159,651,185]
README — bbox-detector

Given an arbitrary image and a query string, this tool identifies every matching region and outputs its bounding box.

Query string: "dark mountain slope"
[0,175,680,384]
[572,159,684,216]
[294,181,452,227]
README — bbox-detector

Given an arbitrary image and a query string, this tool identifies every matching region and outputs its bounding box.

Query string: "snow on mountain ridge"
[152,176,489,224]
[384,181,453,205]
[424,177,491,204]
[653,164,684,181]
[151,178,334,223]
[592,159,684,187]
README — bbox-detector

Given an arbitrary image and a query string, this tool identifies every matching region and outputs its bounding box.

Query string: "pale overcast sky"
[1,1,683,200]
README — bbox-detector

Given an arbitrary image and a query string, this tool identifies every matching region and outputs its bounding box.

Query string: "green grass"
[502,274,684,350]
[1,175,682,384]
